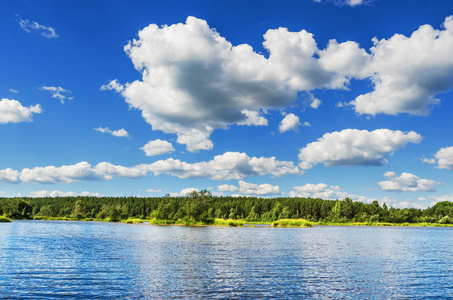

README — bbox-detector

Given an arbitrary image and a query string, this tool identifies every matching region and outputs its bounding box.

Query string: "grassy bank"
[0,216,12,222]
[33,215,147,224]
[272,219,312,227]
[125,218,145,224]
[314,221,453,227]
[213,218,246,227]
[148,218,247,227]
[9,216,453,228]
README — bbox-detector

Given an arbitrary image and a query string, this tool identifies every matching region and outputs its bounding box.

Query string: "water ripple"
[1,222,453,298]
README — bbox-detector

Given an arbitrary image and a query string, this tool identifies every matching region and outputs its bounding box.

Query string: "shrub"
[125,218,144,224]
[271,219,312,228]
[0,216,12,222]
[439,215,453,224]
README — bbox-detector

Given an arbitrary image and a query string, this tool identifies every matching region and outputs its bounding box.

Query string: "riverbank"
[3,216,453,228]
[313,221,453,227]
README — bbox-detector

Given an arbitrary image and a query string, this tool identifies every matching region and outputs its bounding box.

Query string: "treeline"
[1,190,453,224]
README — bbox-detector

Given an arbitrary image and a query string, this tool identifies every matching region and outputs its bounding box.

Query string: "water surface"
[1,221,453,299]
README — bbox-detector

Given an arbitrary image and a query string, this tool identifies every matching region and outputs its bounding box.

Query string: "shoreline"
[4,217,453,228]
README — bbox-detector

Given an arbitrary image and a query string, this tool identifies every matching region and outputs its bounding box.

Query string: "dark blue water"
[1,221,453,299]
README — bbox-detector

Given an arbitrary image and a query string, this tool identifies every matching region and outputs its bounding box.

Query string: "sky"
[1,0,453,209]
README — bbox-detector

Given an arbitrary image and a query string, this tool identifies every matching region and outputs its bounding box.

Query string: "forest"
[1,190,453,225]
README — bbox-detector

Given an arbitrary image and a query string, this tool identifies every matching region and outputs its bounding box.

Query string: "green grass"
[33,216,72,221]
[313,221,453,227]
[0,216,12,222]
[125,218,144,224]
[213,218,246,227]
[244,221,273,225]
[33,216,96,221]
[271,219,312,228]
[148,218,245,227]
[24,216,453,228]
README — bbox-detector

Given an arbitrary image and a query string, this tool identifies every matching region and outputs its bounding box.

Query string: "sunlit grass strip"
[125,218,144,224]
[213,218,246,227]
[272,219,312,228]
[148,218,246,227]
[0,216,12,222]
[33,216,95,221]
[34,216,72,221]
[314,221,453,227]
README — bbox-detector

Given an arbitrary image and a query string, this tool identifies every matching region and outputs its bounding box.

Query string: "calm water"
[1,221,453,299]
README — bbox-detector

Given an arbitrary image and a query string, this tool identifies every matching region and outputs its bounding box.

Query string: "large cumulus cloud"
[350,16,453,115]
[104,17,367,151]
[298,129,422,169]
[104,16,453,151]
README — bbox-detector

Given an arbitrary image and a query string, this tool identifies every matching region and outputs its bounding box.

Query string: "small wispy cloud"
[313,0,369,7]
[94,127,130,138]
[40,86,73,104]
[17,15,58,38]
[9,89,18,93]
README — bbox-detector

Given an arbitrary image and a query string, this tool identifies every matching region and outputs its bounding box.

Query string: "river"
[1,220,453,299]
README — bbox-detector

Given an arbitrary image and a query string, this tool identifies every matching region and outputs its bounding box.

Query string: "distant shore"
[3,216,453,228]
[2,194,453,227]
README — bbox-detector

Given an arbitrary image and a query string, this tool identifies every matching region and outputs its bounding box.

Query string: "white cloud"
[0,98,42,124]
[17,16,58,38]
[429,194,453,203]
[0,168,21,183]
[237,110,268,126]
[169,187,199,197]
[349,16,453,116]
[80,191,105,197]
[146,188,162,193]
[30,190,104,197]
[378,172,442,192]
[94,127,130,138]
[423,146,453,170]
[0,152,301,184]
[298,129,422,169]
[107,17,368,152]
[102,17,453,148]
[40,86,72,104]
[218,180,281,196]
[393,201,426,209]
[100,80,124,93]
[289,183,375,203]
[20,162,104,184]
[140,139,175,156]
[289,183,347,199]
[302,93,322,109]
[421,157,436,164]
[217,184,238,192]
[314,0,368,6]
[279,113,300,133]
[9,89,18,93]
[303,121,311,127]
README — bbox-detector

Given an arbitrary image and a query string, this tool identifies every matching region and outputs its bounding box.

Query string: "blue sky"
[1,0,453,208]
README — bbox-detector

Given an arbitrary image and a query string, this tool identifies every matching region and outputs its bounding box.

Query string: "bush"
[213,218,245,227]
[0,216,12,222]
[439,215,453,224]
[125,218,143,224]
[271,219,312,228]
